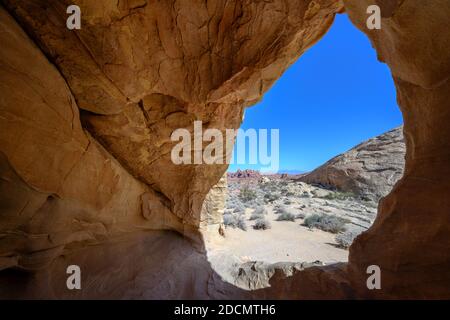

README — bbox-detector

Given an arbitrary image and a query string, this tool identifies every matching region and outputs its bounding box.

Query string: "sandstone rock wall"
[1,0,343,229]
[0,0,449,299]
[0,5,184,271]
[343,0,450,298]
[0,0,344,271]
[200,173,227,232]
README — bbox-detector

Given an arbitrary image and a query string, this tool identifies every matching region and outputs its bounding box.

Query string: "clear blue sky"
[228,13,403,173]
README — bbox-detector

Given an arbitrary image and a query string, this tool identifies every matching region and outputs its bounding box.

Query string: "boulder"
[299,126,405,201]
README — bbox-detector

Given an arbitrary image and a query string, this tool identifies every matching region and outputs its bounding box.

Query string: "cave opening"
[204,13,404,288]
[1,0,448,300]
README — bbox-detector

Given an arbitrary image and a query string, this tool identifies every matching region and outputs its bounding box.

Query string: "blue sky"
[228,13,403,173]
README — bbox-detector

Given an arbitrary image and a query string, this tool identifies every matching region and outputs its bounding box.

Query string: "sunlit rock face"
[1,0,450,299]
[200,173,227,232]
[299,126,405,201]
[2,0,343,228]
[0,6,184,272]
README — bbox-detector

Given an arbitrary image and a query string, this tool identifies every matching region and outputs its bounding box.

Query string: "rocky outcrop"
[231,260,324,290]
[227,169,262,180]
[200,173,227,233]
[0,0,449,299]
[299,126,405,201]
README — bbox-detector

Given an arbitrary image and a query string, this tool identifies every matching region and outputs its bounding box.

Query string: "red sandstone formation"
[227,169,262,180]
[299,126,405,201]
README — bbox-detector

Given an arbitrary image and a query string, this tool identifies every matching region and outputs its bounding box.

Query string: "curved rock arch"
[0,0,449,298]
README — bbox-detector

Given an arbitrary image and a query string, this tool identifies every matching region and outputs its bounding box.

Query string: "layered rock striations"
[1,0,343,228]
[299,126,405,201]
[0,0,343,271]
[0,6,184,271]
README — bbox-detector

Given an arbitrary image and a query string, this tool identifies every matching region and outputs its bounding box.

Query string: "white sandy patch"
[206,206,348,265]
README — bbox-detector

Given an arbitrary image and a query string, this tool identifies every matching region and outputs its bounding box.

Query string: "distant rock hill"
[297,126,405,201]
[227,169,262,179]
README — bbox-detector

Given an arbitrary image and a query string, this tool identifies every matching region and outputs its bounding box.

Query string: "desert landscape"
[205,126,405,287]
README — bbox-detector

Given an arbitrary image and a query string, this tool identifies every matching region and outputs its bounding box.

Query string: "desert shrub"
[253,206,267,215]
[226,196,241,209]
[300,191,310,198]
[274,204,297,221]
[322,191,356,201]
[223,213,235,226]
[232,201,245,214]
[246,196,264,208]
[283,198,292,205]
[248,206,267,220]
[295,213,305,219]
[236,215,247,231]
[264,192,280,203]
[253,217,271,230]
[276,212,295,222]
[223,213,247,231]
[249,213,263,221]
[335,229,360,249]
[239,186,257,202]
[279,180,289,187]
[303,213,349,233]
[274,204,288,214]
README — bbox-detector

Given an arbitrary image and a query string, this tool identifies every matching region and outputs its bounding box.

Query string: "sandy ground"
[206,206,348,266]
[204,179,377,286]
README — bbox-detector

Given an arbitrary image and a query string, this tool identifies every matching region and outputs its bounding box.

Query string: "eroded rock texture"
[343,0,450,299]
[0,0,343,272]
[200,173,227,233]
[299,126,405,201]
[2,0,342,228]
[0,0,449,299]
[0,6,184,271]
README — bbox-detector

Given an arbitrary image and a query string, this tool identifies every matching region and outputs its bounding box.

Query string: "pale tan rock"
[200,173,227,232]
[2,0,344,227]
[343,0,450,299]
[82,97,242,226]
